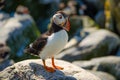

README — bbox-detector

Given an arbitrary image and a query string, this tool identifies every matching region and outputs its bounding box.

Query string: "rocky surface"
[0,59,101,80]
[63,16,99,50]
[68,16,99,37]
[0,43,14,71]
[89,71,116,80]
[0,59,14,71]
[57,29,120,62]
[0,14,40,61]
[64,27,98,50]
[0,43,10,62]
[0,12,10,28]
[73,56,120,80]
[0,12,9,21]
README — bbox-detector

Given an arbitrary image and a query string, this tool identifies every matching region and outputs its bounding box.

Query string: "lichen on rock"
[0,59,101,80]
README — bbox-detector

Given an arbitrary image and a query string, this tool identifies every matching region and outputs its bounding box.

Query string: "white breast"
[39,30,68,59]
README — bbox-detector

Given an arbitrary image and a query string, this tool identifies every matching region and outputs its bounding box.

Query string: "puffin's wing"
[24,35,48,56]
[24,25,53,56]
[32,36,48,51]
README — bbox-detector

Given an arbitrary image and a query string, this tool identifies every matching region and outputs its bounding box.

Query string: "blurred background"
[0,0,120,80]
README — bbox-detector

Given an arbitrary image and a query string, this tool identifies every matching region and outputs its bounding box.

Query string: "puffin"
[25,11,70,72]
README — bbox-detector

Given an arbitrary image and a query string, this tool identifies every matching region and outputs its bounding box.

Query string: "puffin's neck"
[50,22,63,33]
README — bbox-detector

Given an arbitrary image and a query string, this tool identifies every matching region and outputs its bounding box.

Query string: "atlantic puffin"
[25,11,70,72]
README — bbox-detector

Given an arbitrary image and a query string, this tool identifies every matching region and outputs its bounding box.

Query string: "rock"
[64,27,98,50]
[116,47,120,56]
[0,59,14,71]
[0,43,14,71]
[89,71,116,80]
[68,16,99,37]
[64,36,81,50]
[0,12,10,28]
[73,56,120,80]
[5,0,58,21]
[78,29,120,55]
[57,29,120,62]
[0,14,40,61]
[0,59,101,80]
[95,11,105,28]
[64,16,99,49]
[109,0,120,35]
[0,43,10,62]
[0,12,10,21]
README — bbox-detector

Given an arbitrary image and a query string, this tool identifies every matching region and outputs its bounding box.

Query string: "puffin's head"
[52,11,70,31]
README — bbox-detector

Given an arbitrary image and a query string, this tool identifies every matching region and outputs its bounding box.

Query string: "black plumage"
[25,20,63,56]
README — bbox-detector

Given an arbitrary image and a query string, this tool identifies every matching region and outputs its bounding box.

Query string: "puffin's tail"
[24,44,39,56]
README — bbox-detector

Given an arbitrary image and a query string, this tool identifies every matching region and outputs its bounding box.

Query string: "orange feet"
[42,57,64,73]
[52,57,64,70]
[42,59,55,73]
[44,66,55,73]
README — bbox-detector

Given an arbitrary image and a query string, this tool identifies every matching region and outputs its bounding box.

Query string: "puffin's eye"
[59,15,62,19]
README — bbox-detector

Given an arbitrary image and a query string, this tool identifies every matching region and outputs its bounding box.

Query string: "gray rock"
[116,47,120,56]
[0,59,101,80]
[63,16,99,50]
[0,14,40,61]
[81,16,98,28]
[0,43,10,62]
[78,29,120,55]
[64,27,98,50]
[0,59,14,71]
[95,11,105,28]
[0,12,10,29]
[0,12,10,21]
[64,36,81,50]
[0,43,14,71]
[89,71,116,80]
[73,56,120,80]
[57,29,120,62]
[68,16,98,37]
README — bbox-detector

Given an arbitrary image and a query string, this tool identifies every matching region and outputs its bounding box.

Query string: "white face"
[53,13,66,26]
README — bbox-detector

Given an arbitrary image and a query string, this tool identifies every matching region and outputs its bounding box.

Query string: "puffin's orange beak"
[64,18,70,31]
